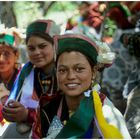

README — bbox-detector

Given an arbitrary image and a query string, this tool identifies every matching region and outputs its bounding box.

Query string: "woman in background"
[0,26,23,125]
[2,19,60,138]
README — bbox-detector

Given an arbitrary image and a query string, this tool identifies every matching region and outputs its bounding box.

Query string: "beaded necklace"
[38,71,55,96]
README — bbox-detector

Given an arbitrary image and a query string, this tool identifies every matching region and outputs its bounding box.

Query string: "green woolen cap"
[56,36,98,64]
[26,20,60,39]
[0,34,15,46]
[26,21,48,38]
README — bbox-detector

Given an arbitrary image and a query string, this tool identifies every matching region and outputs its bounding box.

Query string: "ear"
[14,50,20,60]
[92,66,98,80]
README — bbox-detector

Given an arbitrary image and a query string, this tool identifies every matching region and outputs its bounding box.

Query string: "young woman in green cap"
[2,19,60,138]
[0,26,23,126]
[40,34,131,139]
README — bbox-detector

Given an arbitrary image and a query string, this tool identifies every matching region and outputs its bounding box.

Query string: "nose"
[0,53,5,61]
[33,48,41,55]
[67,70,76,80]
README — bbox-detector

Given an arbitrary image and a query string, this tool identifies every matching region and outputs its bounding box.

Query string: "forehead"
[27,35,50,44]
[58,51,90,66]
[0,45,13,52]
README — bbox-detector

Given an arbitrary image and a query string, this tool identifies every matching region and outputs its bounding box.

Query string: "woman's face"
[0,46,18,73]
[27,36,54,69]
[57,51,93,97]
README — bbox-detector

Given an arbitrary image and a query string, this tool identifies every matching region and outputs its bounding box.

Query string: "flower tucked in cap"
[0,24,24,48]
[54,34,115,68]
[26,19,60,39]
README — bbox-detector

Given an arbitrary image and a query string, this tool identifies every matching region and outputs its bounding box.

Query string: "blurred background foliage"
[0,1,79,28]
[0,1,80,63]
[0,1,139,64]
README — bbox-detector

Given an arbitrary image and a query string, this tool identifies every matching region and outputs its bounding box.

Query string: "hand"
[2,100,28,122]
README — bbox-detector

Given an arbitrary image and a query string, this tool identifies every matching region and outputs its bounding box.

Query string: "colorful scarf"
[56,86,124,138]
[6,62,34,104]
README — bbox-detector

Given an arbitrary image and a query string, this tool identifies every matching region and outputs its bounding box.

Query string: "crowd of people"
[0,1,140,139]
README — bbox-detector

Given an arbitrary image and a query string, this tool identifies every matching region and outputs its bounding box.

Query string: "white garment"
[20,69,39,108]
[103,97,131,139]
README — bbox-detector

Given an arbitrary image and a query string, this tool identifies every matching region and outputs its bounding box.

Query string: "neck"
[0,68,15,84]
[65,94,84,112]
[41,62,55,75]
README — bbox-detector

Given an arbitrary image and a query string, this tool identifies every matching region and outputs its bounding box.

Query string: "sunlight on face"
[57,51,93,97]
[0,46,17,73]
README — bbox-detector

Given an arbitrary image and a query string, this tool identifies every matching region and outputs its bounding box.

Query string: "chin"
[34,63,46,68]
[65,91,81,97]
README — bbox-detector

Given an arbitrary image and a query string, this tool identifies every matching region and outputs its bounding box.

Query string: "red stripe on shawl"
[99,93,106,105]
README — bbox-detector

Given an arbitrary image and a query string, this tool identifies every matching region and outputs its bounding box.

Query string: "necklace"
[38,71,54,96]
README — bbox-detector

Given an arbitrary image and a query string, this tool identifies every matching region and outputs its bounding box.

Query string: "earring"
[91,79,94,87]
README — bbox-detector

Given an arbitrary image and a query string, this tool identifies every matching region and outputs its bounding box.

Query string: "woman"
[0,26,22,124]
[2,19,60,138]
[42,34,131,138]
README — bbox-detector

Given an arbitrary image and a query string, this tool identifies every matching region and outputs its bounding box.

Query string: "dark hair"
[26,32,54,45]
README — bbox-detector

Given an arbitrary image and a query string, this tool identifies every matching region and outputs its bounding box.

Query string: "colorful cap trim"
[54,34,99,65]
[26,19,60,38]
[54,34,115,67]
[0,24,24,48]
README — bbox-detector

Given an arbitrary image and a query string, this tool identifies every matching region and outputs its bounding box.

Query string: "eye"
[39,44,47,49]
[58,68,67,74]
[27,46,35,51]
[75,67,85,72]
[4,51,12,57]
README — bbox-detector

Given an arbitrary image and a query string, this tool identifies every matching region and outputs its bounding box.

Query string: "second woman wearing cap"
[2,19,60,138]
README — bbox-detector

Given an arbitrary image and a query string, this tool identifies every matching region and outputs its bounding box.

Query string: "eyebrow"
[38,42,47,46]
[58,63,86,68]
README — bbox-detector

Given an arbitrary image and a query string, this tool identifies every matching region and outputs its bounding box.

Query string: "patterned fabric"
[123,60,140,98]
[101,29,137,113]
[124,84,140,138]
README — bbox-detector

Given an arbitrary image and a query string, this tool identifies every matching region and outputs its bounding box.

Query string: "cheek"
[81,71,93,86]
[27,52,33,60]
[57,74,66,87]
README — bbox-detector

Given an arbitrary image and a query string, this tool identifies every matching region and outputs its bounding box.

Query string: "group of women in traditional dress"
[0,19,132,139]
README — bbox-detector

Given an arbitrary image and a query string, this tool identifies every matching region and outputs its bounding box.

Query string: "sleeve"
[26,108,37,124]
